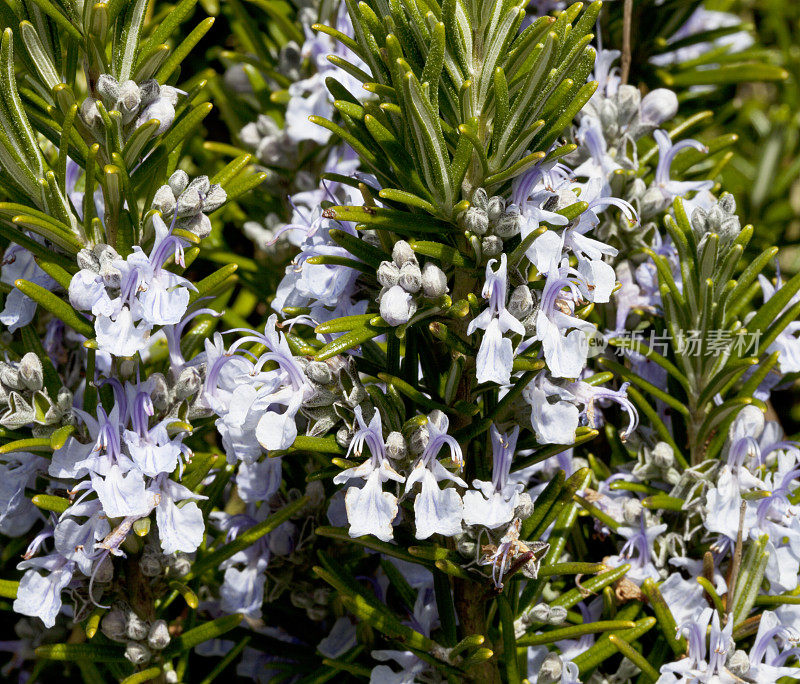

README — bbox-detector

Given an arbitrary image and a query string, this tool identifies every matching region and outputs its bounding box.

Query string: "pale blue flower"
[468,254,526,385]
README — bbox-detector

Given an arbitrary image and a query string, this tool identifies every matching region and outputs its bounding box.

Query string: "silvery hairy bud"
[101,609,127,641]
[176,187,203,217]
[529,603,551,622]
[80,98,101,129]
[615,85,641,127]
[487,195,505,223]
[421,262,448,298]
[140,554,162,577]
[652,442,674,469]
[494,212,522,238]
[147,620,170,650]
[547,605,567,624]
[126,612,149,641]
[380,285,417,326]
[125,642,152,666]
[640,88,678,127]
[168,170,190,197]
[377,261,400,288]
[398,262,422,293]
[18,353,43,391]
[336,425,354,448]
[463,207,489,235]
[392,240,416,267]
[117,80,142,123]
[471,187,488,210]
[385,431,407,460]
[168,554,191,577]
[640,186,669,218]
[174,367,201,402]
[138,79,160,107]
[77,248,100,272]
[409,425,429,455]
[622,498,643,524]
[482,235,503,257]
[94,555,114,583]
[537,652,563,683]
[508,286,534,320]
[96,74,120,105]
[152,184,177,215]
[306,361,333,385]
[727,650,750,677]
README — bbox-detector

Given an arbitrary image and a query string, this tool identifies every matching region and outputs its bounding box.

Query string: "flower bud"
[168,554,191,577]
[168,170,190,197]
[727,650,750,677]
[94,555,114,583]
[385,431,407,460]
[409,425,429,455]
[482,235,503,257]
[508,285,534,320]
[652,442,674,469]
[125,642,152,666]
[306,361,333,385]
[622,498,643,524]
[203,184,227,213]
[174,367,201,401]
[117,80,142,118]
[96,74,120,105]
[537,652,562,683]
[463,207,489,235]
[547,605,568,624]
[377,261,400,288]
[101,609,127,641]
[152,185,177,215]
[471,187,488,210]
[140,554,162,577]
[18,353,43,391]
[616,85,641,126]
[398,262,422,293]
[138,79,160,107]
[380,285,417,326]
[421,262,448,298]
[307,606,327,621]
[176,188,203,217]
[126,612,149,641]
[76,249,100,272]
[529,603,551,622]
[147,620,170,650]
[392,240,416,267]
[487,195,505,223]
[640,88,678,127]
[494,212,522,238]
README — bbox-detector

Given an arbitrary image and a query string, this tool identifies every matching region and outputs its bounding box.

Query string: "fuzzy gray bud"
[140,554,162,577]
[487,196,505,222]
[18,353,43,391]
[152,185,177,215]
[463,207,489,235]
[640,88,678,127]
[421,262,448,298]
[306,361,333,385]
[547,605,567,624]
[147,620,170,650]
[380,285,416,326]
[622,498,643,524]
[174,367,201,402]
[385,431,407,460]
[482,235,503,257]
[537,652,563,683]
[727,650,750,677]
[471,188,488,210]
[508,286,534,319]
[101,609,127,641]
[398,262,422,293]
[652,442,674,469]
[125,642,152,666]
[494,212,522,238]
[409,425,429,455]
[126,613,149,641]
[392,240,416,267]
[94,555,114,583]
[77,249,100,272]
[168,554,191,577]
[616,85,641,126]
[377,261,400,288]
[168,170,190,196]
[529,603,551,622]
